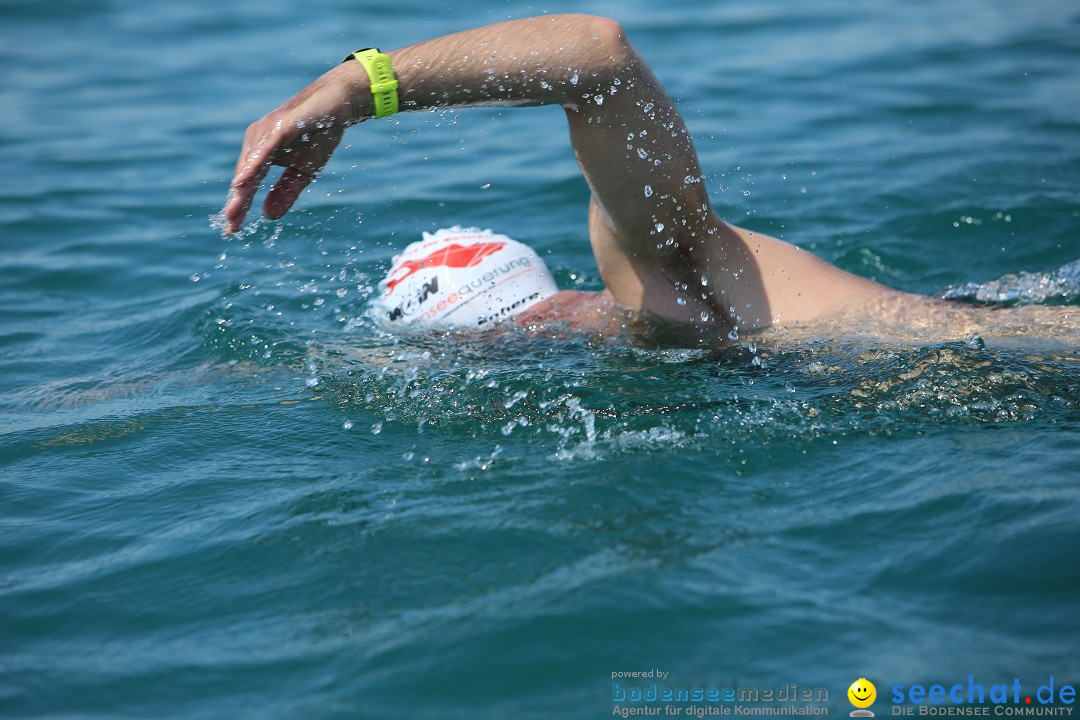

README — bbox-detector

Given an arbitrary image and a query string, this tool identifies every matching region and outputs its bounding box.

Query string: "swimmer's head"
[369,227,559,331]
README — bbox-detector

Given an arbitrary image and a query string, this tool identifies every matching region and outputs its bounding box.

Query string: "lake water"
[1,0,1078,717]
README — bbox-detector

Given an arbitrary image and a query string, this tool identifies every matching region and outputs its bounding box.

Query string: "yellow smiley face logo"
[848,679,876,708]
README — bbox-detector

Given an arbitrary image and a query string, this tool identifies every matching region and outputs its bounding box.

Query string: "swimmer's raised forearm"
[224,16,616,231]
[385,15,633,116]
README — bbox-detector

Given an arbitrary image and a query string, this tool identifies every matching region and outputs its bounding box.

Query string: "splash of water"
[941,259,1080,305]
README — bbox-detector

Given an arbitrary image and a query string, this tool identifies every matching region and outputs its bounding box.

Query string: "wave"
[941,259,1080,305]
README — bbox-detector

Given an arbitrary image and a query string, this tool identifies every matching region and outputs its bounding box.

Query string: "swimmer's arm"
[225,15,615,232]
[223,14,707,276]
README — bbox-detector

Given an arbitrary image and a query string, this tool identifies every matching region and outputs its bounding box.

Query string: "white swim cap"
[370,227,559,330]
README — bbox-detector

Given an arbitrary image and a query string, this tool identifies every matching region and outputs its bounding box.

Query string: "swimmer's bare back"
[223,15,1074,347]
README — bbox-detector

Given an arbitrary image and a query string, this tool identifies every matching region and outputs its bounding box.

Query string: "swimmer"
[223,15,1077,347]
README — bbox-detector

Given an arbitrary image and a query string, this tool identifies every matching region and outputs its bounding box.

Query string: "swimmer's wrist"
[342,48,399,120]
[329,61,377,125]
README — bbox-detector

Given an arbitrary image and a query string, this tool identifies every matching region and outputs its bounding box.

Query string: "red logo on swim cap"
[385,241,506,293]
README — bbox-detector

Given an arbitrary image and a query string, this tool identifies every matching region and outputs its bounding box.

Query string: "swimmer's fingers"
[223,62,370,233]
[262,125,345,220]
[223,119,340,232]
[224,120,283,233]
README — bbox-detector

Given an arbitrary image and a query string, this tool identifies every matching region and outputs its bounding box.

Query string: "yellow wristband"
[346,48,399,119]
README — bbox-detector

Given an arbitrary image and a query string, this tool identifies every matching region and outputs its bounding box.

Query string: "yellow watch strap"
[347,48,399,119]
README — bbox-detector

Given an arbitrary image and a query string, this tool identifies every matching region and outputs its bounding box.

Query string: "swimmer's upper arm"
[564,21,769,330]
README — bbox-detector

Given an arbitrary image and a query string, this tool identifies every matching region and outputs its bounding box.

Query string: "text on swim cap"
[386,277,439,321]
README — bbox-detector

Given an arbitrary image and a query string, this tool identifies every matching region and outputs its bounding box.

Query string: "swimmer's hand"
[223,64,370,234]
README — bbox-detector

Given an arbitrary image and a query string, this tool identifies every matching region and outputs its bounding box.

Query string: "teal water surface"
[1,0,1079,718]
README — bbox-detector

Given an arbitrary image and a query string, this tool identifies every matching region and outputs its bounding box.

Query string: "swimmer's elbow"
[585,16,634,69]
[554,15,635,70]
[581,15,629,47]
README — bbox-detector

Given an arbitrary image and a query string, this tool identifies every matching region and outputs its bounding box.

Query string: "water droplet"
[480,183,491,190]
[371,422,383,435]
[644,185,654,197]
[727,328,740,341]
[342,420,353,430]
[594,94,604,105]
[654,222,665,232]
[676,297,687,306]
[570,73,580,85]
